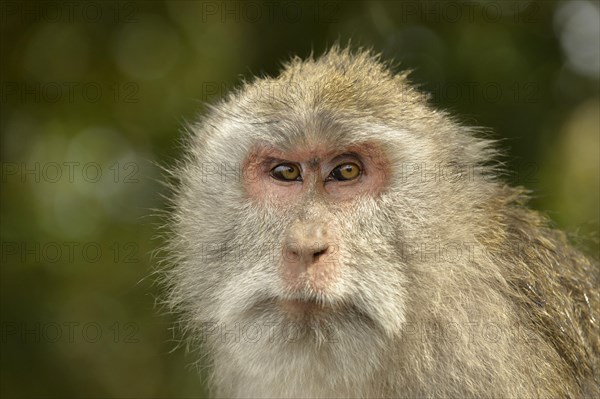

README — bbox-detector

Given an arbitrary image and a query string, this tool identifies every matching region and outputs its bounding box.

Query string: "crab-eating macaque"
[161,47,599,398]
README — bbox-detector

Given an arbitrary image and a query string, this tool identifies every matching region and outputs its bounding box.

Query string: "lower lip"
[279,299,328,315]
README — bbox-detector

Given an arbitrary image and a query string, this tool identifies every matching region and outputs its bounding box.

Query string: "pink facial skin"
[242,141,391,312]
[242,141,390,203]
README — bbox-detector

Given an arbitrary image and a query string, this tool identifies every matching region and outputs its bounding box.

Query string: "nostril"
[312,247,328,261]
[287,249,300,261]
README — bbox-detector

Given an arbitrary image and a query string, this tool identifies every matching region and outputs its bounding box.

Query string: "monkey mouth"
[270,295,376,327]
[240,295,381,341]
[278,297,334,318]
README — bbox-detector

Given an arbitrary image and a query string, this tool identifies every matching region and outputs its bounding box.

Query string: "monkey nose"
[281,223,339,291]
[281,222,338,291]
[287,241,330,264]
[282,241,335,292]
[283,222,333,267]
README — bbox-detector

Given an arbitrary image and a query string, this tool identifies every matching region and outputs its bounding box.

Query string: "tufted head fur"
[161,46,599,398]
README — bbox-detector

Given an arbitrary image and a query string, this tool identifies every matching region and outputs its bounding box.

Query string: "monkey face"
[169,120,414,352]
[238,139,407,334]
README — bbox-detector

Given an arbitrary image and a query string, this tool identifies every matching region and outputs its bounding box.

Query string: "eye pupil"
[342,165,354,176]
[282,166,295,178]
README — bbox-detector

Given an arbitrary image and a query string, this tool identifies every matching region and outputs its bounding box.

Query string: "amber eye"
[330,163,361,181]
[270,164,302,181]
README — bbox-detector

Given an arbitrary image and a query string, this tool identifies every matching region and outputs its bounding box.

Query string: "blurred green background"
[1,0,598,397]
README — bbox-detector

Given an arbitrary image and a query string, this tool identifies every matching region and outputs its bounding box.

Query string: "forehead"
[249,140,340,164]
[246,104,376,156]
[231,60,406,155]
